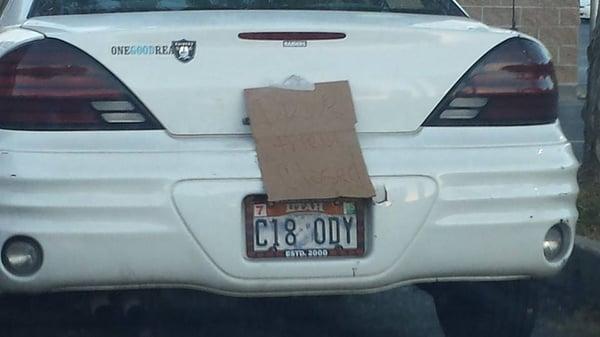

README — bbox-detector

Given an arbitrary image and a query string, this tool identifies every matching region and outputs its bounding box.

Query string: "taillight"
[238,32,346,40]
[0,39,162,130]
[423,38,558,126]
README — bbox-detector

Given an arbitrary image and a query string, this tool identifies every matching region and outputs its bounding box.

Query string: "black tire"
[426,280,538,337]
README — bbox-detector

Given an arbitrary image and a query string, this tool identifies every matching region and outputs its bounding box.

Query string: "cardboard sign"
[244,81,375,201]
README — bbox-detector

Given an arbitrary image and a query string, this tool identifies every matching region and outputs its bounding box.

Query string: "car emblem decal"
[283,40,307,48]
[171,39,196,63]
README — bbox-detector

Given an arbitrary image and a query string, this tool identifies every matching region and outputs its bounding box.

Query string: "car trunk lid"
[22,10,513,135]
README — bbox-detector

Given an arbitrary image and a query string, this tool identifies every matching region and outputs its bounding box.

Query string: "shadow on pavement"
[0,287,443,337]
[2,268,600,337]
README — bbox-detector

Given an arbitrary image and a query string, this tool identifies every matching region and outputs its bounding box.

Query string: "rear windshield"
[30,0,465,17]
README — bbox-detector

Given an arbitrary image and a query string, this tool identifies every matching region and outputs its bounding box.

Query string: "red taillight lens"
[423,38,558,126]
[238,32,346,40]
[0,39,162,130]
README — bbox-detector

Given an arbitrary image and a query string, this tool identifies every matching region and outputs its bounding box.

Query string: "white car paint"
[0,0,34,27]
[581,0,591,20]
[0,2,579,296]
[0,124,578,295]
[21,11,514,135]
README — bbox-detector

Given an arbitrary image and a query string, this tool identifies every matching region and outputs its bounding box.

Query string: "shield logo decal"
[171,39,196,63]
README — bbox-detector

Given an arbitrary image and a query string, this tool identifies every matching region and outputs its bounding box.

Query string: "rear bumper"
[0,123,579,296]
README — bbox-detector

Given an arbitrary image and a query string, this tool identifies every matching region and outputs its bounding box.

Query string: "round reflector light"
[1,236,43,277]
[543,225,564,261]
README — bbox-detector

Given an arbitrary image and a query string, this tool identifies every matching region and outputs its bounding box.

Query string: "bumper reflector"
[543,224,565,261]
[2,236,43,277]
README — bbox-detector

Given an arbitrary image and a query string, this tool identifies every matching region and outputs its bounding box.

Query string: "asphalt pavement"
[1,280,598,337]
[0,22,595,337]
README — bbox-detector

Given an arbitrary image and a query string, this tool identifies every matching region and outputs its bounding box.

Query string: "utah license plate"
[244,196,366,259]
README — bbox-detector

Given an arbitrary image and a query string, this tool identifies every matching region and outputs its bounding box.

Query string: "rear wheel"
[424,280,538,337]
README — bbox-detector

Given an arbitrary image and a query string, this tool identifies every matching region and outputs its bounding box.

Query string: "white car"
[581,0,591,19]
[0,1,578,336]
